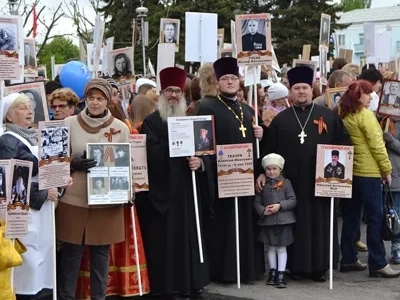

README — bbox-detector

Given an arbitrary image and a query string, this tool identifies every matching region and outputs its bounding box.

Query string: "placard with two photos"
[377,79,400,117]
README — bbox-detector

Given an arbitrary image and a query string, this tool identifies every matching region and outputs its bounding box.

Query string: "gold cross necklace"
[217,95,247,137]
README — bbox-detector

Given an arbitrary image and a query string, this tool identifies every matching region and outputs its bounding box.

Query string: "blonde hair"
[129,95,154,128]
[342,63,361,77]
[5,94,30,123]
[48,88,79,106]
[198,63,218,97]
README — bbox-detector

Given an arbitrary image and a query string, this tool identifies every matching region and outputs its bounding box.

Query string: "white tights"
[266,245,287,272]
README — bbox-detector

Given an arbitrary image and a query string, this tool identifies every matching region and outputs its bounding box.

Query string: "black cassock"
[136,110,210,296]
[194,95,265,282]
[263,103,349,275]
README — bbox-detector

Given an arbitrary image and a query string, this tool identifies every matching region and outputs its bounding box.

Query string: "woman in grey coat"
[254,153,297,288]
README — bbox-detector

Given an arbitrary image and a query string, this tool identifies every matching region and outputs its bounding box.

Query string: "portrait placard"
[319,48,328,85]
[217,28,224,51]
[377,79,400,117]
[230,20,237,58]
[129,134,149,192]
[38,120,70,190]
[87,43,104,72]
[0,15,22,80]
[4,81,49,128]
[235,13,272,66]
[315,144,354,199]
[160,18,180,52]
[292,59,318,81]
[219,48,233,59]
[87,143,132,205]
[6,159,33,238]
[326,87,346,109]
[319,13,331,50]
[216,143,255,198]
[108,47,134,83]
[37,65,47,79]
[23,37,37,77]
[0,160,12,223]
[168,115,216,158]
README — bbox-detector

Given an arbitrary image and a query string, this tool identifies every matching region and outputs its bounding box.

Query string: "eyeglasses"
[50,104,69,109]
[219,76,239,82]
[87,96,107,102]
[164,88,182,96]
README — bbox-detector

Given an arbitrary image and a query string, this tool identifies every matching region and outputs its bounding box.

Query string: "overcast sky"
[0,0,398,45]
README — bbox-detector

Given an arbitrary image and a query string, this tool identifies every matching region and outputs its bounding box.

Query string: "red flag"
[33,5,37,38]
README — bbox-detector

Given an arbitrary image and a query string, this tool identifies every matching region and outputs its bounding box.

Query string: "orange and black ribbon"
[273,180,284,191]
[104,127,121,142]
[313,117,328,134]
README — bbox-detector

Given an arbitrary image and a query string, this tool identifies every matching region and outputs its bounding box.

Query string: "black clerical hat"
[287,66,314,88]
[332,150,339,156]
[213,57,239,80]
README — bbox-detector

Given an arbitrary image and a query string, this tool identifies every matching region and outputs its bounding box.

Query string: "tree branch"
[25,5,46,37]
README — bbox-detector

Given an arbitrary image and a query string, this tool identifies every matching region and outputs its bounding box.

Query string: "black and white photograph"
[40,126,68,159]
[193,119,215,155]
[219,49,233,58]
[89,144,105,167]
[92,177,106,195]
[326,87,346,109]
[217,28,224,50]
[323,149,346,181]
[240,18,267,52]
[292,59,318,81]
[10,165,29,206]
[0,166,7,200]
[0,21,17,51]
[319,13,331,48]
[108,47,134,82]
[160,18,180,52]
[110,176,130,191]
[23,39,36,67]
[4,81,49,127]
[87,43,104,72]
[114,144,130,167]
[377,80,400,117]
[319,48,328,84]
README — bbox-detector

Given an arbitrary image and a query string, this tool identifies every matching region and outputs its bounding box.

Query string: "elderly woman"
[48,88,79,120]
[56,78,130,300]
[0,93,60,298]
[338,80,400,278]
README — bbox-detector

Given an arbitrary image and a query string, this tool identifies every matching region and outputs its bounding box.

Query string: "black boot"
[266,268,277,285]
[276,271,287,288]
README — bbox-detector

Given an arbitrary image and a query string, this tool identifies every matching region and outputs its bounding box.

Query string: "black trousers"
[57,242,110,300]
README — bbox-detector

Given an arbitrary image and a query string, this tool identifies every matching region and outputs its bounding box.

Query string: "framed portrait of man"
[326,87,346,109]
[319,13,331,50]
[292,59,318,81]
[235,13,272,66]
[159,18,180,52]
[23,37,37,77]
[377,79,400,117]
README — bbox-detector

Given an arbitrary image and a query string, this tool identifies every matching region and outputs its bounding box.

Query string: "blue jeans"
[391,192,400,256]
[340,176,387,270]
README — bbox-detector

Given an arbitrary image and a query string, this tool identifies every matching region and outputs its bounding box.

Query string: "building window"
[359,33,364,45]
[337,34,345,46]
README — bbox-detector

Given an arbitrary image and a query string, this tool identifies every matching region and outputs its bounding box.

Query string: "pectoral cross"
[239,124,247,138]
[348,150,353,159]
[266,18,270,27]
[298,130,307,144]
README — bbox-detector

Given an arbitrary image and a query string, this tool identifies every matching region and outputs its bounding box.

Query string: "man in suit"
[163,22,177,43]
[324,150,345,180]
[382,81,400,106]
[24,42,36,67]
[241,19,266,52]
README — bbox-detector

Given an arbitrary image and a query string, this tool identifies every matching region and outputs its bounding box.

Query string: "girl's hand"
[266,204,281,214]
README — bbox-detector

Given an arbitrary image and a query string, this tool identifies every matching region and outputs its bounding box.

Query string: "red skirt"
[75,205,150,298]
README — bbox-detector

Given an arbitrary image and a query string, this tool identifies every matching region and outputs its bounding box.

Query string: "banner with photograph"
[216,143,255,198]
[0,15,22,80]
[23,37,38,77]
[377,79,400,117]
[87,143,132,205]
[160,18,180,52]
[0,160,12,223]
[108,47,134,83]
[38,120,70,190]
[235,13,272,66]
[315,144,354,199]
[167,115,216,157]
[129,134,149,192]
[6,159,33,238]
[4,81,49,127]
[319,13,331,51]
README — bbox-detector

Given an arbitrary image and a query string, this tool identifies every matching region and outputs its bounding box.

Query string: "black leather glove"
[71,151,97,173]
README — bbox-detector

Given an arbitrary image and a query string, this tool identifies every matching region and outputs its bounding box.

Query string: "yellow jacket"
[342,107,392,177]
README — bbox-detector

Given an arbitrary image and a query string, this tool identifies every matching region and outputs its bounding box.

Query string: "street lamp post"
[8,0,19,15]
[136,6,148,76]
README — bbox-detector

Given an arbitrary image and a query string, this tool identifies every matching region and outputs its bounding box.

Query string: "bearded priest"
[194,57,265,283]
[137,67,210,300]
[256,66,349,281]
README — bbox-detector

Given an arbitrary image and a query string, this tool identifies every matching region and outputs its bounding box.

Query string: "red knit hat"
[159,67,187,91]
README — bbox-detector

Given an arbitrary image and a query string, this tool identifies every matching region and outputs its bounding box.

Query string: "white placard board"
[244,66,261,87]
[363,22,376,57]
[185,12,218,63]
[156,43,175,93]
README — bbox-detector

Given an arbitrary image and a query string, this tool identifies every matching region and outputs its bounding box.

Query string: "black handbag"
[382,183,400,241]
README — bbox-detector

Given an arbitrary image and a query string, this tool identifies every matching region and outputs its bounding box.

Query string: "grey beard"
[158,96,187,122]
[331,161,337,166]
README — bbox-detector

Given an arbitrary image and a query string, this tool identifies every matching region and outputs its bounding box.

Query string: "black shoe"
[276,271,287,288]
[266,268,277,285]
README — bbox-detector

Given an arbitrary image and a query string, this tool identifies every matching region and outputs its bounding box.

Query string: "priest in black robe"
[257,66,349,281]
[136,67,210,300]
[194,57,265,283]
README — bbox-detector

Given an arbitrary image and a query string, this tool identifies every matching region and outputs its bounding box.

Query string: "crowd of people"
[1,55,399,300]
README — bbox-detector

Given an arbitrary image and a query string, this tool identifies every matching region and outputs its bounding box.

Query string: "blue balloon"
[59,61,91,98]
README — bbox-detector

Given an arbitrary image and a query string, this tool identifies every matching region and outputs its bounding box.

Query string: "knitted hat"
[135,78,156,93]
[268,82,289,102]
[102,76,119,90]
[261,153,285,170]
[260,79,273,89]
[84,78,113,101]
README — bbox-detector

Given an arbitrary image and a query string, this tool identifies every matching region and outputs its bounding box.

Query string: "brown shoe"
[369,265,400,278]
[340,260,367,273]
[354,240,368,252]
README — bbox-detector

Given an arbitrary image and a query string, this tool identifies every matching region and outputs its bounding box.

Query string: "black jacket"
[0,133,48,210]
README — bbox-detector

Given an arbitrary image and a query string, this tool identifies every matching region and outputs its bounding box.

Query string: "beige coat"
[56,108,130,245]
